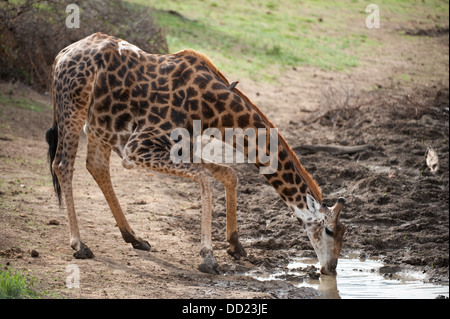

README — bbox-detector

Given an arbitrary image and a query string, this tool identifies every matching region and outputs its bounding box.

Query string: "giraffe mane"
[175,49,231,86]
[176,49,322,202]
[234,89,322,202]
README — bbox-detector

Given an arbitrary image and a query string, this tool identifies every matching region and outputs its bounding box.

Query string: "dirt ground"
[0,22,448,299]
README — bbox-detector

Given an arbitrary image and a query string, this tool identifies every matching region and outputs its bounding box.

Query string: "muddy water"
[249,256,449,299]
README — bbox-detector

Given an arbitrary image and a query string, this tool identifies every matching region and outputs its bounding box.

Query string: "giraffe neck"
[238,88,321,200]
[204,87,322,206]
[256,128,321,206]
[191,57,322,203]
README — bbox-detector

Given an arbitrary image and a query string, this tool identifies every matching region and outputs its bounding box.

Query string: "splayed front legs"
[122,131,247,274]
[123,132,221,273]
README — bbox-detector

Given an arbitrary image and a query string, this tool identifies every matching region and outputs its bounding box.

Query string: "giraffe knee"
[51,161,60,176]
[86,157,107,174]
[122,156,137,169]
[221,166,238,189]
[53,159,69,177]
[198,170,213,185]
[194,170,214,192]
[86,159,101,176]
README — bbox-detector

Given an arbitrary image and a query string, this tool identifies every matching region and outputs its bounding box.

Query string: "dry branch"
[292,144,374,155]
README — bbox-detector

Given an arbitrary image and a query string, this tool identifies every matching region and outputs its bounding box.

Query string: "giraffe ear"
[306,194,321,213]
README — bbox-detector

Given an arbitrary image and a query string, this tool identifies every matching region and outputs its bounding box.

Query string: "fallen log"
[292,144,374,155]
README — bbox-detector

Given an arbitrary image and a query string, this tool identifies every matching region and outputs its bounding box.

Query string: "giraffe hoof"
[198,261,220,275]
[227,242,247,260]
[73,243,95,259]
[198,248,220,274]
[132,239,151,251]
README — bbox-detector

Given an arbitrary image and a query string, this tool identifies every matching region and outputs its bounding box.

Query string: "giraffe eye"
[325,228,334,237]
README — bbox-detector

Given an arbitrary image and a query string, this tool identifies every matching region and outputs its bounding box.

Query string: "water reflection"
[250,257,449,299]
[316,275,340,299]
[291,258,449,299]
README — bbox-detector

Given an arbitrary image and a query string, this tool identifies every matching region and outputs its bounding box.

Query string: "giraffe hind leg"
[49,54,98,259]
[50,119,94,259]
[86,135,150,252]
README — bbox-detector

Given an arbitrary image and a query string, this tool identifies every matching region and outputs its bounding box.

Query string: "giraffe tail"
[45,124,62,205]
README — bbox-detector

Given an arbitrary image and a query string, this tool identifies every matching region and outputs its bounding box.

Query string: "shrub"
[0,0,168,91]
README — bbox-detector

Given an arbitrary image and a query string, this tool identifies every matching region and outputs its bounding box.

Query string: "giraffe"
[46,32,347,275]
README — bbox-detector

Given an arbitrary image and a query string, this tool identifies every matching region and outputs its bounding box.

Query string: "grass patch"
[0,265,48,299]
[0,94,50,113]
[146,0,364,80]
[127,0,448,81]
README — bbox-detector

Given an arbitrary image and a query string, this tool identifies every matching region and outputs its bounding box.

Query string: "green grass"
[127,0,448,81]
[0,94,50,113]
[0,265,44,299]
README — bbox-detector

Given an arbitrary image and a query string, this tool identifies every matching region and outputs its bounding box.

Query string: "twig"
[292,144,374,155]
[166,10,195,22]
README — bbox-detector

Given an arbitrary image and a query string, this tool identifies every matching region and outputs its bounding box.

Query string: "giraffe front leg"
[123,132,219,274]
[197,175,220,275]
[224,187,246,260]
[203,163,246,260]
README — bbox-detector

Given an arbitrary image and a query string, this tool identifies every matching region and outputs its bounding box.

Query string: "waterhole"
[249,256,449,299]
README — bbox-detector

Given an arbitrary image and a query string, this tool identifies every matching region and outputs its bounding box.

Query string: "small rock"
[308,272,320,280]
[31,250,39,258]
[379,265,401,274]
[48,219,60,225]
[425,147,439,173]
[403,256,423,266]
[277,273,304,283]
[305,265,320,279]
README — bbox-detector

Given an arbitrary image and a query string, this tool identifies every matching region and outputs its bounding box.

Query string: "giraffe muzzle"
[320,260,338,276]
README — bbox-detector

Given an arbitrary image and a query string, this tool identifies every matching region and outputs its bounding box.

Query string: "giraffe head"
[292,195,347,276]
